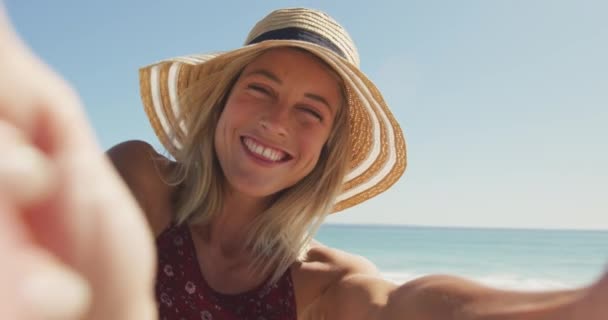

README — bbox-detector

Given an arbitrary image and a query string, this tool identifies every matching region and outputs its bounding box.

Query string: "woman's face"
[214,48,342,199]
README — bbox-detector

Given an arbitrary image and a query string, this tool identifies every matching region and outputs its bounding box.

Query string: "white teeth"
[243,137,286,162]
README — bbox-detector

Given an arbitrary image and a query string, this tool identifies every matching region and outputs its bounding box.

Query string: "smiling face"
[214,47,343,199]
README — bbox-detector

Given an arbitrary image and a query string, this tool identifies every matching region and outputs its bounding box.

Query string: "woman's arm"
[321,270,605,320]
[381,274,584,320]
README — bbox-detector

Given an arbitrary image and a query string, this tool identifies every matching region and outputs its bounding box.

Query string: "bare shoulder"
[293,241,381,319]
[106,140,175,235]
[304,241,380,276]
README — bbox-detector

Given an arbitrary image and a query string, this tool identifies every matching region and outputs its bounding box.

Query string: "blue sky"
[6,1,607,229]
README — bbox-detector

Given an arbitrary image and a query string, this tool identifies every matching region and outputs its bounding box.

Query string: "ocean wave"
[381,271,575,291]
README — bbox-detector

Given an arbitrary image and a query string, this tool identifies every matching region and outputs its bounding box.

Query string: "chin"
[228,179,285,199]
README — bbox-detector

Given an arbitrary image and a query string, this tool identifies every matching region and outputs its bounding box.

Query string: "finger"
[0,198,91,320]
[0,120,56,207]
[17,249,93,320]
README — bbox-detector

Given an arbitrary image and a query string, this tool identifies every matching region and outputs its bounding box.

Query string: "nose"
[259,104,289,137]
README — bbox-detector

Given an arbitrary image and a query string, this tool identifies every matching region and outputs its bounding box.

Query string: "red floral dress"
[155,223,298,320]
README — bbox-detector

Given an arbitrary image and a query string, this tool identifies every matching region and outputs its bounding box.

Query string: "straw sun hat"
[138,7,407,212]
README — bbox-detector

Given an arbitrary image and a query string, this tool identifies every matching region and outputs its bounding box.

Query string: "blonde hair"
[168,47,350,284]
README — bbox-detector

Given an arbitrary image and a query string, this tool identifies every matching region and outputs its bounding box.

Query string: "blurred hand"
[0,5,156,320]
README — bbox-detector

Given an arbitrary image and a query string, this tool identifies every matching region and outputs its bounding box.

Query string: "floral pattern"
[201,310,213,320]
[164,264,175,277]
[155,224,297,319]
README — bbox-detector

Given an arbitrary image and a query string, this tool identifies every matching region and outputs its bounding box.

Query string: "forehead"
[243,47,341,81]
[236,47,346,118]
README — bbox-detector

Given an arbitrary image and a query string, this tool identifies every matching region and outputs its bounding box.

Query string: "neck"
[200,188,273,257]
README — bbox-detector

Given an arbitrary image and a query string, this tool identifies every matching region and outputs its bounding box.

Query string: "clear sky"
[5,1,607,230]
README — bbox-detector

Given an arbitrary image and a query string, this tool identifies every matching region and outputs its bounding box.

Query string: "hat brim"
[139,40,406,213]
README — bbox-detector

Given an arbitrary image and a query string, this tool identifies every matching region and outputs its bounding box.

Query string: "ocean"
[316,224,608,291]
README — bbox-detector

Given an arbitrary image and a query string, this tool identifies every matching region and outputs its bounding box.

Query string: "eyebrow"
[244,69,282,84]
[304,93,334,114]
[244,68,335,114]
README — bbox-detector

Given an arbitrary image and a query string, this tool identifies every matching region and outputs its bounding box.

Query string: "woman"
[109,9,404,318]
[0,5,606,320]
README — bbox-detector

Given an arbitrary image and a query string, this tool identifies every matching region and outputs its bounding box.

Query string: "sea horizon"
[316,223,608,291]
[322,222,608,233]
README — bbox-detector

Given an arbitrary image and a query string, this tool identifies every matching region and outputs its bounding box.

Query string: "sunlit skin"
[214,48,342,200]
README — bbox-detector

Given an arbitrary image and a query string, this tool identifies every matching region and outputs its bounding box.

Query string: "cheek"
[300,131,329,162]
[220,96,256,129]
[214,107,238,155]
[215,101,241,136]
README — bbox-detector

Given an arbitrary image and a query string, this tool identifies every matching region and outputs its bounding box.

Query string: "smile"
[241,136,292,163]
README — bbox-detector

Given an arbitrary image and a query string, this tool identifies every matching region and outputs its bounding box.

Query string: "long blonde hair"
[168,47,351,284]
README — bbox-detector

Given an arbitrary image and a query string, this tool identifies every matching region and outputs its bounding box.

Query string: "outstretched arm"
[321,270,606,320]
